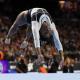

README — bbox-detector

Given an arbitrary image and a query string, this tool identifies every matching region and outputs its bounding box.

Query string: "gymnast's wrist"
[59,50,64,61]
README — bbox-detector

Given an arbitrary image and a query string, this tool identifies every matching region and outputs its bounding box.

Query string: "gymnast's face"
[42,21,48,27]
[40,21,52,37]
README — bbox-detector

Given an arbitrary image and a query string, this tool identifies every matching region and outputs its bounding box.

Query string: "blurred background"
[0,0,80,73]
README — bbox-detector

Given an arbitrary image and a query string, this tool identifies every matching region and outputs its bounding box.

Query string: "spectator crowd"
[0,14,80,73]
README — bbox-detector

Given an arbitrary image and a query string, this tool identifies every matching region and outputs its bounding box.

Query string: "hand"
[59,59,64,70]
[5,38,11,44]
[58,60,64,70]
